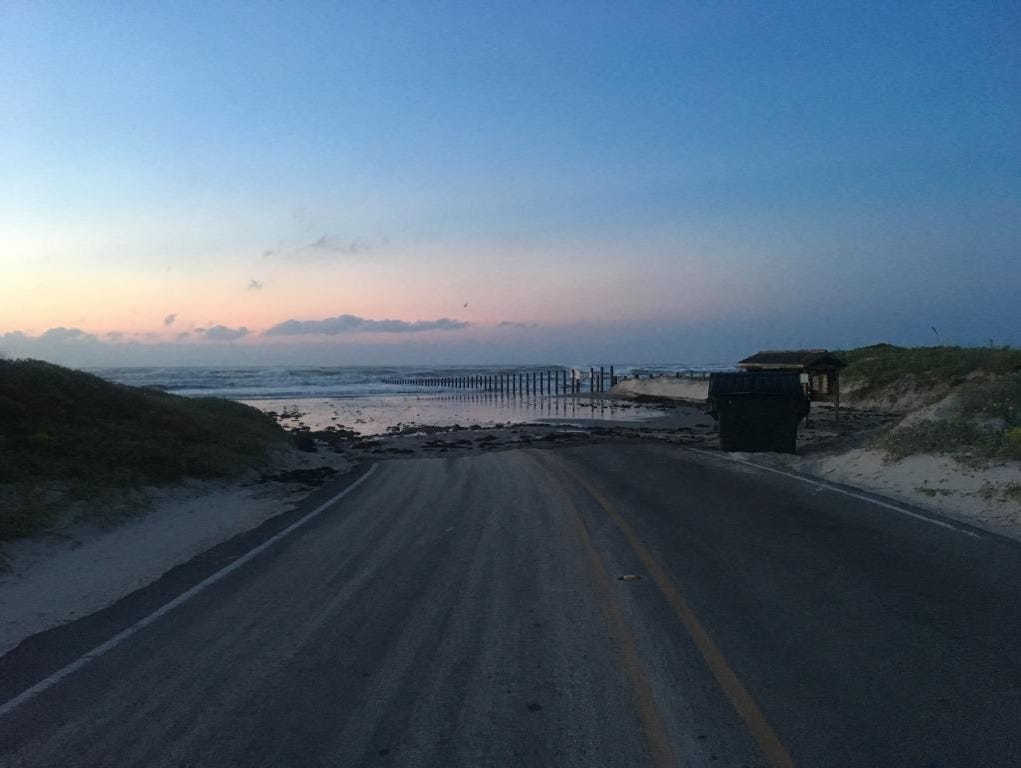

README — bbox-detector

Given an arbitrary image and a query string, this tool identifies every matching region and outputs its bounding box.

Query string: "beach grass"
[839,344,1021,396]
[838,345,1021,462]
[879,415,1021,463]
[0,359,288,541]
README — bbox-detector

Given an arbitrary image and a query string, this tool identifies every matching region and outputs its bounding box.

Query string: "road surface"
[1,443,1019,766]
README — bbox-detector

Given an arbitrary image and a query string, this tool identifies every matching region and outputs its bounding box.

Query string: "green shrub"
[0,359,287,540]
[880,418,1021,462]
[957,372,1021,426]
[839,345,1021,461]
[838,345,1021,397]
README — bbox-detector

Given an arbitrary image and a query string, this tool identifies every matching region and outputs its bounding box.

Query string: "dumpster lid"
[708,371,805,397]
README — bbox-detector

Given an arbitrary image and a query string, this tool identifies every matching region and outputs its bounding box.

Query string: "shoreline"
[240,391,676,435]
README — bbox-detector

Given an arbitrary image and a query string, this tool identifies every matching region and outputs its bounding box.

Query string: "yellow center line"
[563,465,797,768]
[562,490,679,768]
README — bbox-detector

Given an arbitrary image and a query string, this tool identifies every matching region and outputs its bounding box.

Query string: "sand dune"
[612,376,1021,542]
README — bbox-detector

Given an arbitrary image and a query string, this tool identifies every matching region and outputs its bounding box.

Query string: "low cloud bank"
[38,327,97,344]
[264,314,470,336]
[200,325,249,341]
[0,323,251,365]
[0,314,471,366]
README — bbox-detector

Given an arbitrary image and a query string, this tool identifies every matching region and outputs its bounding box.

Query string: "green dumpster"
[707,372,810,453]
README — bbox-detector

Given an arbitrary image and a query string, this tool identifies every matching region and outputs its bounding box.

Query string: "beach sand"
[761,446,1021,542]
[241,391,673,435]
[611,378,1021,542]
[612,375,711,402]
[0,449,349,657]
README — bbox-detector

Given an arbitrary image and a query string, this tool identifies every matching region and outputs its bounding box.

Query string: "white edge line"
[685,447,982,539]
[0,464,379,719]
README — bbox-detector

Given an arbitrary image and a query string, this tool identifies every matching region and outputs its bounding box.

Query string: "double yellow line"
[557,460,795,768]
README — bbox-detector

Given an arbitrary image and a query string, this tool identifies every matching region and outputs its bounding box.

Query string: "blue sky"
[1,1,1018,366]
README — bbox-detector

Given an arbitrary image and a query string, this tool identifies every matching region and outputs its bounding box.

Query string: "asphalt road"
[1,443,1020,767]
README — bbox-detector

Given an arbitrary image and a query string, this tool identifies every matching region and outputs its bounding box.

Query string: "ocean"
[92,363,731,435]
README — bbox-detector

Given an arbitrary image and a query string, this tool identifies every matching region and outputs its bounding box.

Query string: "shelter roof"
[737,349,845,370]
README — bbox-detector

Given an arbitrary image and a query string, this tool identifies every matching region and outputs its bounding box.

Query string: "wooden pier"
[382,367,617,395]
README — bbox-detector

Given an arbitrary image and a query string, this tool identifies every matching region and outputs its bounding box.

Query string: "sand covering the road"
[766,449,1021,540]
[0,450,346,658]
[613,378,1021,541]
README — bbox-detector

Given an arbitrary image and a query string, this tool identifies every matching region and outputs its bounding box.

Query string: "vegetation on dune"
[0,359,288,541]
[880,411,1021,463]
[836,345,1021,462]
[837,344,1021,396]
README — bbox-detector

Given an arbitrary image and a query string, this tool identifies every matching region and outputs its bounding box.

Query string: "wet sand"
[241,392,682,436]
[244,391,903,464]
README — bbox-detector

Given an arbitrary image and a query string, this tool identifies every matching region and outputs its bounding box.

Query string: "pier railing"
[383,367,717,395]
[383,367,618,395]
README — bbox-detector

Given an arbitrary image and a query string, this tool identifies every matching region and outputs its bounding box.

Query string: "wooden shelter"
[737,349,846,421]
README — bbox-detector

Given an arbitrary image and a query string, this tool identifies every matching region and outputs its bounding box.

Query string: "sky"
[2,1,1019,367]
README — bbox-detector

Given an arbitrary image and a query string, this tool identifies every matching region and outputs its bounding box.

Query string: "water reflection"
[244,392,665,435]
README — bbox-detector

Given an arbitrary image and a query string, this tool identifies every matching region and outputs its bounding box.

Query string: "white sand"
[0,450,347,658]
[612,376,710,402]
[771,449,1021,541]
[613,377,1021,540]
[612,372,956,413]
